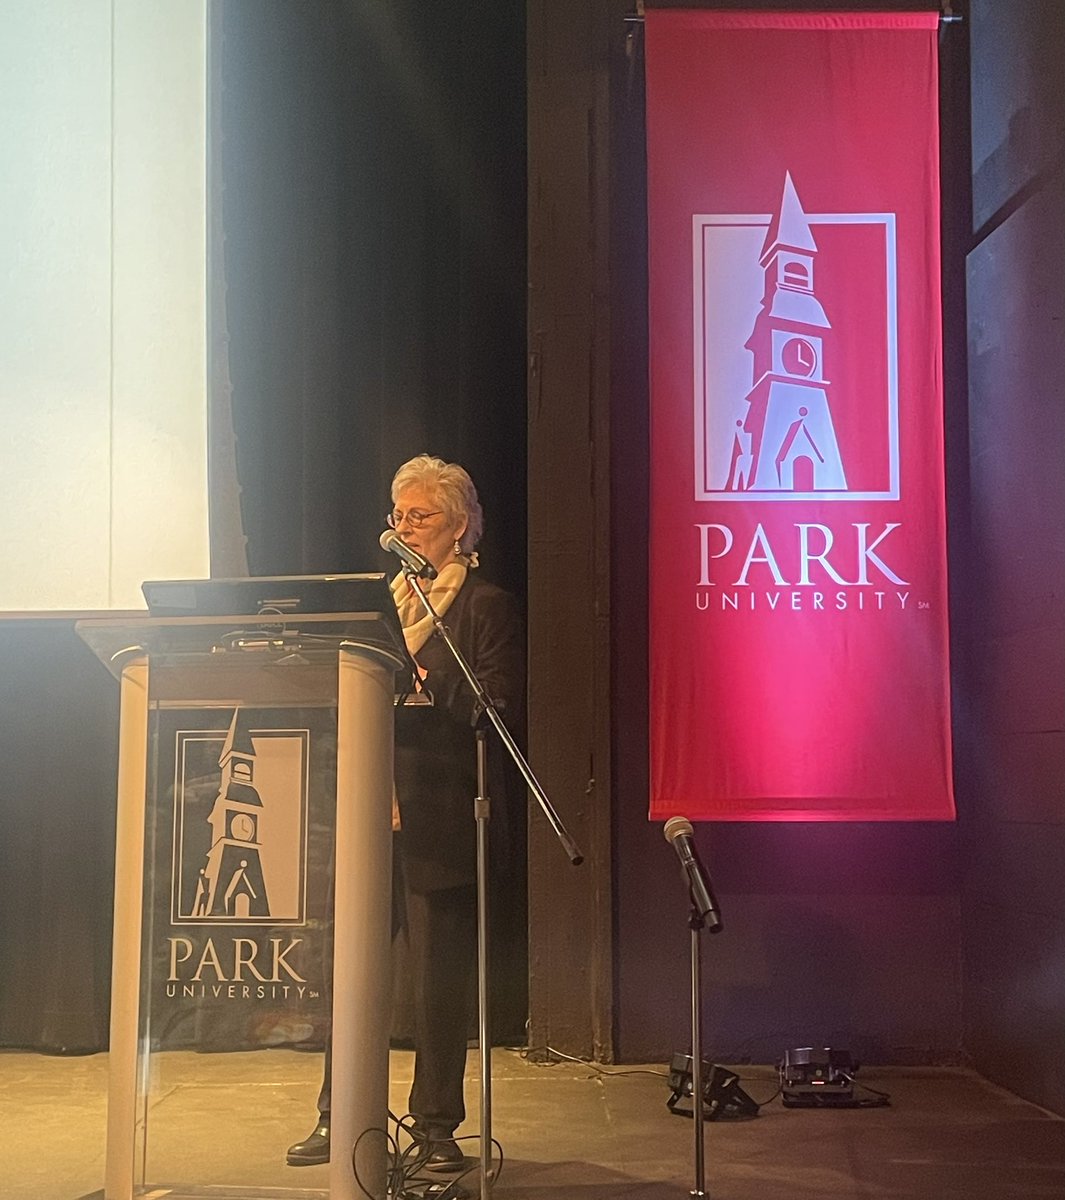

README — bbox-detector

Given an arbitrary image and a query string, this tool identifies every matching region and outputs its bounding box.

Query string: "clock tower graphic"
[192,708,271,919]
[731,172,848,493]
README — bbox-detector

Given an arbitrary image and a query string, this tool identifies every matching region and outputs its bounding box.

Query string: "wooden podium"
[78,578,412,1200]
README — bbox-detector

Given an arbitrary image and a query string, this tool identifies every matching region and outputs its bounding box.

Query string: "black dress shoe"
[423,1137,465,1173]
[286,1120,330,1166]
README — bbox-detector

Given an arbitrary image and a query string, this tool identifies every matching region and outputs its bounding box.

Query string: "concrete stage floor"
[1,1047,1062,1200]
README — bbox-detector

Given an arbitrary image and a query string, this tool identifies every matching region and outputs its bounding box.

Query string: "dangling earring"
[453,539,463,556]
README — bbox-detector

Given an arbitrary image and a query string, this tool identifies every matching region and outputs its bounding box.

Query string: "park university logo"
[693,171,900,503]
[172,708,309,927]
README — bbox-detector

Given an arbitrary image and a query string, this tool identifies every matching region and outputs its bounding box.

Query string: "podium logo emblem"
[693,172,900,502]
[172,709,309,926]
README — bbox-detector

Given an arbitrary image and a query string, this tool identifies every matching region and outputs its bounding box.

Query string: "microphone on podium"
[379,529,437,580]
[663,816,723,931]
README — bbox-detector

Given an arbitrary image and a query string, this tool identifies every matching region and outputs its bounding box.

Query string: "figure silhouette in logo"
[727,418,753,490]
[192,869,211,916]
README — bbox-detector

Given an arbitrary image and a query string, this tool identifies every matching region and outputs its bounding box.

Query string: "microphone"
[379,529,437,580]
[663,816,723,931]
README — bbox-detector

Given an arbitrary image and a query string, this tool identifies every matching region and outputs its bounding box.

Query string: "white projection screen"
[0,1,209,612]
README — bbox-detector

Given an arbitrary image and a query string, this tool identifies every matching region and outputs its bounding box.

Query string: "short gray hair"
[390,454,483,554]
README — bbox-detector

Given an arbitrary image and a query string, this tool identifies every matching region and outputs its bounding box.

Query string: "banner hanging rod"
[624,6,963,24]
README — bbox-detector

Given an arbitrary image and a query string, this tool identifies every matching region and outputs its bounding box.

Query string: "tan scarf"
[390,560,467,656]
[389,561,467,831]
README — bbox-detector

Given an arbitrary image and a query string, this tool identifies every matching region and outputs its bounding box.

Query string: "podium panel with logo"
[78,588,412,1200]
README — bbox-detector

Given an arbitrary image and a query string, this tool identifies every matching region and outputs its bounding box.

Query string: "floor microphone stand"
[474,719,493,1200]
[688,903,708,1199]
[402,566,583,1200]
[663,818,722,1200]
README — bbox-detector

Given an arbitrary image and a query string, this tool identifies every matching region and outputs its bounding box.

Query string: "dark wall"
[525,0,620,1062]
[961,0,1065,1115]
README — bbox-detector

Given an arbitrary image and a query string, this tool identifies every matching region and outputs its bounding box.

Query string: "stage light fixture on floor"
[779,1046,859,1107]
[666,1052,760,1120]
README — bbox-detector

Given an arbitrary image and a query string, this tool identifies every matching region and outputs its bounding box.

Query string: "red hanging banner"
[646,10,954,821]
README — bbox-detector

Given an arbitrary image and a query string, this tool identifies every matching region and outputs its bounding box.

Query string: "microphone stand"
[400,564,583,1200]
[688,901,708,1199]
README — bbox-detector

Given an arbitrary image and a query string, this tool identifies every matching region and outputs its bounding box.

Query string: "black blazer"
[394,572,525,893]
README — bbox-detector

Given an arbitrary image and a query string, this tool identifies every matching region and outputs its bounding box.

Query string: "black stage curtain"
[0,0,526,1053]
[0,621,118,1053]
[218,0,527,596]
[217,0,529,1043]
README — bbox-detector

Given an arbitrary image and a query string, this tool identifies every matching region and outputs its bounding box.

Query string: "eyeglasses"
[386,508,443,529]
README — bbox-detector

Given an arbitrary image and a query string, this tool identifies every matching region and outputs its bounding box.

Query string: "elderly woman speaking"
[287,454,525,1174]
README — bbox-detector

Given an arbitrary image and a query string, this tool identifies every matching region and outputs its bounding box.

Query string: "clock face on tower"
[229,811,256,842]
[781,336,818,378]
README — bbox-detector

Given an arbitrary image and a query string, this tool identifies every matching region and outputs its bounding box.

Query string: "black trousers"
[317,866,478,1138]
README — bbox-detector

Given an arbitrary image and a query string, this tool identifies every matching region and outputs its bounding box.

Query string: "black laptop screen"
[141,573,394,618]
